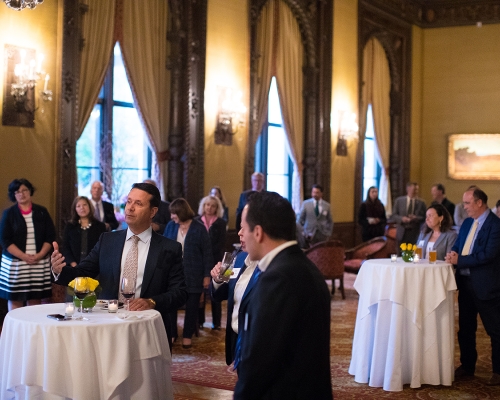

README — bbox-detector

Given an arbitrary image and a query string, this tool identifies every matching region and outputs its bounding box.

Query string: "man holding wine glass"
[51,183,187,346]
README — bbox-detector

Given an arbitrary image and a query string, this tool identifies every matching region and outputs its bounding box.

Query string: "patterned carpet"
[171,274,500,398]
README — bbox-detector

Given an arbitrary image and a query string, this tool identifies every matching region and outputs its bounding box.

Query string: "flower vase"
[74,291,97,312]
[401,251,414,263]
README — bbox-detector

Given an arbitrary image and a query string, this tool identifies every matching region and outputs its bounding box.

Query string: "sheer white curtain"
[362,38,392,214]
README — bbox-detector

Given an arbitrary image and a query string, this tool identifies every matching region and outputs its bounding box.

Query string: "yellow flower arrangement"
[68,277,100,292]
[400,243,416,252]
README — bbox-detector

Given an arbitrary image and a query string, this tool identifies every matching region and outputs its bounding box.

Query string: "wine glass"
[121,277,136,311]
[74,277,89,320]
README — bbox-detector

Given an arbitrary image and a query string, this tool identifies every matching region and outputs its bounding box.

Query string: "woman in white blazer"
[416,203,457,261]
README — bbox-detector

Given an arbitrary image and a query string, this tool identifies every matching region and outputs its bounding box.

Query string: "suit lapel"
[110,230,127,295]
[141,233,160,296]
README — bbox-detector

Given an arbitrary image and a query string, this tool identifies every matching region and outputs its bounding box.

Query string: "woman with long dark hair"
[62,196,107,266]
[417,203,457,260]
[358,186,387,242]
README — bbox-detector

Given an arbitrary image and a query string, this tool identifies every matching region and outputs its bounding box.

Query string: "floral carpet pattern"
[171,274,500,398]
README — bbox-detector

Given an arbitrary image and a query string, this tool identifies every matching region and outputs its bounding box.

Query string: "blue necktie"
[233,265,261,370]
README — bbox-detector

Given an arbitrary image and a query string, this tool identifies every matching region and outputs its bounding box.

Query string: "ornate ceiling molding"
[364,0,500,28]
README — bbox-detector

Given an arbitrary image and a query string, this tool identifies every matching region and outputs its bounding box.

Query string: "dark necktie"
[407,199,414,215]
[233,265,262,370]
[314,201,319,217]
[95,202,101,221]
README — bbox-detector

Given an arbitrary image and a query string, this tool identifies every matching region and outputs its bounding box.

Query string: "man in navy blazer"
[51,183,187,345]
[446,187,500,386]
[234,191,332,399]
[210,246,259,366]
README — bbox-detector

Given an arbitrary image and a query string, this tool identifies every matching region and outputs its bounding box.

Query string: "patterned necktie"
[233,265,262,371]
[120,235,139,302]
[314,201,319,217]
[461,220,478,256]
[94,202,101,221]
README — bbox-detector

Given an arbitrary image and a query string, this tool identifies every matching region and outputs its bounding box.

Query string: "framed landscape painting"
[448,133,500,180]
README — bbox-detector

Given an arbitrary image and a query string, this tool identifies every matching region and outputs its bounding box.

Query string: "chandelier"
[2,0,44,11]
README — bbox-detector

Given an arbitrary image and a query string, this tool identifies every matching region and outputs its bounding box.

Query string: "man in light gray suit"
[297,184,333,248]
[392,182,426,253]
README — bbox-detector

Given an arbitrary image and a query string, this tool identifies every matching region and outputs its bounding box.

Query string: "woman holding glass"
[0,179,56,310]
[416,203,457,260]
[164,198,213,348]
[62,196,107,267]
[195,195,227,330]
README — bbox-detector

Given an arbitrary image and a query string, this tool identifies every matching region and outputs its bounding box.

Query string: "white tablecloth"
[0,303,173,400]
[348,258,457,391]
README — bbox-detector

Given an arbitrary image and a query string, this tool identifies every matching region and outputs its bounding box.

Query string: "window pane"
[113,43,134,104]
[362,104,381,199]
[267,175,288,198]
[77,105,102,196]
[267,126,288,174]
[111,106,150,204]
[268,77,283,125]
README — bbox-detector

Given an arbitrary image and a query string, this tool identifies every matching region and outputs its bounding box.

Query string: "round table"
[0,303,173,399]
[348,258,458,391]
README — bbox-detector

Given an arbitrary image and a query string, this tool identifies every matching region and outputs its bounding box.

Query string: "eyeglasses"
[15,189,30,195]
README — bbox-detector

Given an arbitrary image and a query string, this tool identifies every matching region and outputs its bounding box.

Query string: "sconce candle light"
[3,44,51,127]
[336,110,359,156]
[214,87,246,146]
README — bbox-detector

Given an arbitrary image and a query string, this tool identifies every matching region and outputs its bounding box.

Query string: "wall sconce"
[214,86,246,146]
[336,110,359,156]
[2,0,44,11]
[2,44,52,127]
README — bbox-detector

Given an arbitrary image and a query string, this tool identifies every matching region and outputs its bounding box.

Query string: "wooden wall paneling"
[57,1,86,238]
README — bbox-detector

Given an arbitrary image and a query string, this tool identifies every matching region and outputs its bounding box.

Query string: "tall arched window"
[255,77,293,200]
[76,43,152,205]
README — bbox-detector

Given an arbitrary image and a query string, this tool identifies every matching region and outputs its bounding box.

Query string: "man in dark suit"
[143,179,170,234]
[391,182,426,252]
[235,172,265,230]
[51,183,187,345]
[431,183,456,224]
[445,187,500,386]
[90,181,119,231]
[233,191,332,399]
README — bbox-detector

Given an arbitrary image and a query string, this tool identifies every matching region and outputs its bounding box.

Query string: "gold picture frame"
[448,133,500,180]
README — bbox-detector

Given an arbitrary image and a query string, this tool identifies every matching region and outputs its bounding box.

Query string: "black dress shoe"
[212,326,221,331]
[454,366,474,378]
[486,373,500,386]
[182,344,192,349]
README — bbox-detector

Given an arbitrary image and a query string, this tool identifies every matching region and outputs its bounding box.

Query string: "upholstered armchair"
[305,240,345,299]
[344,236,387,274]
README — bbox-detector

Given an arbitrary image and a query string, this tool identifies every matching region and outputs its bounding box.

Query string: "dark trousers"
[169,292,201,339]
[457,276,500,374]
[198,289,222,328]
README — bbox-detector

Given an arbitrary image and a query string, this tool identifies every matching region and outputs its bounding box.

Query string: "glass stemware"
[73,277,89,320]
[120,277,136,311]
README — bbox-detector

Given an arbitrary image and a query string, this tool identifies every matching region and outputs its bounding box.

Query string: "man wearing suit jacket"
[445,187,500,386]
[234,191,332,399]
[51,183,187,346]
[210,247,259,365]
[297,184,333,247]
[391,182,426,252]
[90,181,119,231]
[235,172,265,230]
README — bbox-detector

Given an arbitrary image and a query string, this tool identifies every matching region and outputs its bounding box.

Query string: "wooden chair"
[344,236,387,274]
[305,240,346,299]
